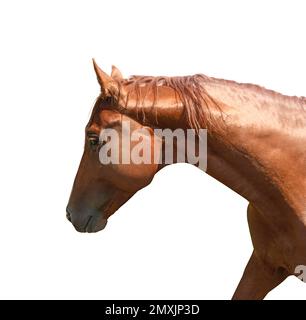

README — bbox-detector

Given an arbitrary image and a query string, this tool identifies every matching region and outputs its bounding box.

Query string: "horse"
[67,59,306,299]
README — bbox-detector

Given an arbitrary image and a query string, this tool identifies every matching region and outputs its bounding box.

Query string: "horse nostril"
[66,207,72,222]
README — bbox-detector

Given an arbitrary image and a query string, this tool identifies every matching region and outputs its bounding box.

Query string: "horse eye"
[90,139,98,145]
[88,137,99,147]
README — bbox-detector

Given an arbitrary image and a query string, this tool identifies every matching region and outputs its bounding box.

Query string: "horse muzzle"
[66,206,108,233]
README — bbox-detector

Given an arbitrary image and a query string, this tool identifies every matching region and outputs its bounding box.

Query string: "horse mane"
[117,74,225,133]
[96,73,306,133]
[207,76,306,108]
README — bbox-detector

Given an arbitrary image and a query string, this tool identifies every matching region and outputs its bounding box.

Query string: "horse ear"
[111,65,123,80]
[92,59,118,97]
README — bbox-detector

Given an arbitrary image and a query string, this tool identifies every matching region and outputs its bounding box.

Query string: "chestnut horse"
[67,60,306,299]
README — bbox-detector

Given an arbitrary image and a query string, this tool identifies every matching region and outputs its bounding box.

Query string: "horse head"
[66,60,163,232]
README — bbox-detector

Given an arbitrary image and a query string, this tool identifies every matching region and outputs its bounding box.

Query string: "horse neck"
[123,77,306,215]
[198,79,306,215]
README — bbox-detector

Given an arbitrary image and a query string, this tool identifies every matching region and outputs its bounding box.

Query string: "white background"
[0,0,305,299]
